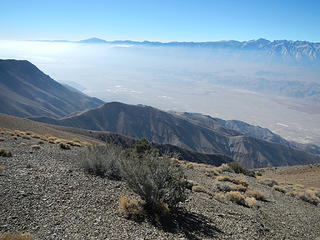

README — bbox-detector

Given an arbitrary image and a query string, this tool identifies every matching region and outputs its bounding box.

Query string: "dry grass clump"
[245,189,267,201]
[214,192,225,201]
[0,148,12,157]
[0,166,5,171]
[48,137,56,144]
[31,134,40,139]
[272,185,287,193]
[119,196,144,221]
[192,185,213,196]
[286,190,299,197]
[19,143,27,147]
[22,135,31,140]
[0,232,33,240]
[59,142,71,150]
[217,163,234,173]
[298,190,320,206]
[217,175,248,187]
[31,145,41,150]
[245,197,257,208]
[203,167,219,177]
[259,178,278,187]
[235,184,247,192]
[226,191,246,206]
[186,162,202,169]
[0,137,5,141]
[37,140,45,144]
[40,135,48,141]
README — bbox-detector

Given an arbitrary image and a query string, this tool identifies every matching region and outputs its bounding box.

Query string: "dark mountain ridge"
[175,112,320,155]
[31,102,320,168]
[0,59,104,118]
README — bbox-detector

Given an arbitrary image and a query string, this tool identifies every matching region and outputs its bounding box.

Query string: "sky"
[1,0,320,42]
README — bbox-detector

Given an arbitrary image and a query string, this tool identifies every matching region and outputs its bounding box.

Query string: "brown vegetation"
[0,148,12,157]
[0,232,32,240]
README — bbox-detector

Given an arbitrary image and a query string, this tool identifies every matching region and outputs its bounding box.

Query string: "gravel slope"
[1,133,320,240]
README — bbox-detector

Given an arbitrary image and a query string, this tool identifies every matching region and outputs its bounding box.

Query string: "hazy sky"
[1,0,319,42]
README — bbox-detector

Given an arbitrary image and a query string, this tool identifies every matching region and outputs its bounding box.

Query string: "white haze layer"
[0,40,319,145]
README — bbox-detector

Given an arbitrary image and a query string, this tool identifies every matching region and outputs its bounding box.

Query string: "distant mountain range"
[0,60,104,118]
[36,37,320,63]
[31,102,320,168]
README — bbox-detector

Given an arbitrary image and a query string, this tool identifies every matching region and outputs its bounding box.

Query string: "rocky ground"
[1,131,320,240]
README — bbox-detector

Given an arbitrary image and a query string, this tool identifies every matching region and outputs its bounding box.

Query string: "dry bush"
[186,162,201,169]
[0,166,5,171]
[59,142,71,150]
[286,190,299,197]
[217,182,237,192]
[259,178,278,187]
[298,190,320,206]
[214,192,225,201]
[31,145,41,150]
[192,185,213,196]
[119,196,144,221]
[25,131,34,136]
[217,175,248,187]
[235,184,247,192]
[203,168,219,177]
[19,143,27,147]
[0,148,12,157]
[0,232,32,240]
[37,140,44,145]
[226,191,246,206]
[227,161,255,177]
[31,134,40,139]
[245,197,257,208]
[217,175,232,182]
[0,137,5,141]
[80,144,122,179]
[22,135,31,140]
[40,136,48,141]
[272,185,287,193]
[218,163,234,173]
[245,189,267,201]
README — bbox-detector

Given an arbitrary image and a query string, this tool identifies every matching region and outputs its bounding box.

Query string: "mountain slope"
[0,59,104,118]
[175,112,320,155]
[31,102,320,168]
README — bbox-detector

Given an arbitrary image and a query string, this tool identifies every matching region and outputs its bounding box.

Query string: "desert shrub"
[38,140,44,145]
[31,134,40,139]
[217,175,248,187]
[119,196,144,221]
[0,166,5,171]
[272,185,287,193]
[31,145,41,150]
[245,189,267,201]
[218,163,234,173]
[59,142,71,150]
[226,191,246,206]
[214,192,225,201]
[203,167,219,177]
[120,150,186,213]
[259,178,278,187]
[0,148,12,157]
[40,136,48,141]
[22,135,31,140]
[227,161,255,177]
[298,190,319,206]
[217,182,237,192]
[80,144,122,179]
[245,197,257,208]
[67,141,82,147]
[134,138,151,154]
[192,185,213,196]
[286,190,299,197]
[235,184,247,192]
[0,232,32,240]
[0,137,5,141]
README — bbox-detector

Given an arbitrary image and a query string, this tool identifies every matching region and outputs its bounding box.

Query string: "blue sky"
[1,0,319,42]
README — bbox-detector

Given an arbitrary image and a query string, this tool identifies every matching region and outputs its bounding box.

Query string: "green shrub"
[134,138,151,154]
[227,161,255,177]
[120,150,187,213]
[79,144,122,180]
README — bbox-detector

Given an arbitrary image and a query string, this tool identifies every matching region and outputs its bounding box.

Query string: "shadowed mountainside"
[0,59,104,118]
[175,112,320,155]
[30,102,320,168]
